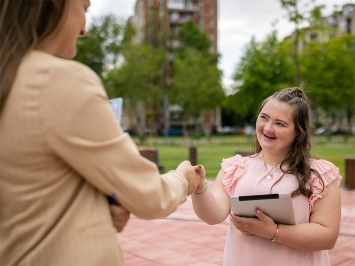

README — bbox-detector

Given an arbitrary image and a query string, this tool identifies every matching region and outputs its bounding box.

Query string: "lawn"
[134,135,355,182]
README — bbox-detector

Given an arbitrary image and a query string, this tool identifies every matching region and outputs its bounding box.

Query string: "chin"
[58,48,77,59]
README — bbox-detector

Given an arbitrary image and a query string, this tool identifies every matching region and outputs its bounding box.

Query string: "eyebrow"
[260,112,289,125]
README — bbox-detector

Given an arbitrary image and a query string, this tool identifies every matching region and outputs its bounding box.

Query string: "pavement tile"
[329,254,349,265]
[119,186,355,265]
[335,259,355,266]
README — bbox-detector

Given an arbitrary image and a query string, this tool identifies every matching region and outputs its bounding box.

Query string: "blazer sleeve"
[42,60,187,219]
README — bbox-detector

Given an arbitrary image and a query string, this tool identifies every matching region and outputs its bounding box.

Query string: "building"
[299,4,355,50]
[125,0,220,135]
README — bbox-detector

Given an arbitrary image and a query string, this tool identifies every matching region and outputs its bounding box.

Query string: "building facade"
[299,4,355,50]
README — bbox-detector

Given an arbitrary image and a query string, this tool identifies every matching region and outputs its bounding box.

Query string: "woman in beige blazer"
[0,0,206,265]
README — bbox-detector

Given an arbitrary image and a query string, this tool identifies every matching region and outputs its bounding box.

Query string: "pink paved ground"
[118,184,355,265]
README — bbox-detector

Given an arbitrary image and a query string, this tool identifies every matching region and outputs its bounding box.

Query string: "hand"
[230,209,277,239]
[176,161,205,195]
[110,204,130,233]
[194,166,208,193]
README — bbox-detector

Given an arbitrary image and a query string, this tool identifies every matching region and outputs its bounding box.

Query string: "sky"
[87,0,355,91]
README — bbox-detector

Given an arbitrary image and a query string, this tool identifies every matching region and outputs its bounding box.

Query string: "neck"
[261,151,284,166]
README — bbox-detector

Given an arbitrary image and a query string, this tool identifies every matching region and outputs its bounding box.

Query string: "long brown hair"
[0,0,67,114]
[255,87,324,197]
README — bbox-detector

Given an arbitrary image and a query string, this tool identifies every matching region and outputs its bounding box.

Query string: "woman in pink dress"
[192,87,342,266]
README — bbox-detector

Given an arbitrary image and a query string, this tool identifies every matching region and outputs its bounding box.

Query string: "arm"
[44,62,202,219]
[276,181,341,251]
[191,169,231,225]
[231,181,341,251]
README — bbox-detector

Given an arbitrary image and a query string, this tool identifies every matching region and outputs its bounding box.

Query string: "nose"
[79,28,87,37]
[264,122,274,133]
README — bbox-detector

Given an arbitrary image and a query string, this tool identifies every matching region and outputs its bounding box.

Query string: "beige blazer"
[0,51,187,265]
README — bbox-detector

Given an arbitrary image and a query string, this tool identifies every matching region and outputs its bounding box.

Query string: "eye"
[259,115,267,120]
[276,122,285,127]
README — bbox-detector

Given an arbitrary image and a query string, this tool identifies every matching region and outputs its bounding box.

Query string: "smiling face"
[38,0,91,59]
[256,99,297,161]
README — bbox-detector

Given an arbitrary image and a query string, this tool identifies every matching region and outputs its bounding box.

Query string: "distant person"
[0,0,204,265]
[192,87,342,265]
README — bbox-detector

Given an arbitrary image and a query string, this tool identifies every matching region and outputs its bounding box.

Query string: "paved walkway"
[118,184,355,265]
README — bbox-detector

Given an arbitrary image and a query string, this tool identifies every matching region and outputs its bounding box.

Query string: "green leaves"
[170,48,224,119]
[227,32,293,118]
[75,14,124,79]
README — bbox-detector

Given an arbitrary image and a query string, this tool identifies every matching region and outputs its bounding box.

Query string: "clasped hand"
[230,209,277,239]
[176,160,206,195]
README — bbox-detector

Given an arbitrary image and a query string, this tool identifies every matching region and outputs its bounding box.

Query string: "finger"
[255,208,272,222]
[113,220,126,233]
[110,205,130,217]
[194,165,206,178]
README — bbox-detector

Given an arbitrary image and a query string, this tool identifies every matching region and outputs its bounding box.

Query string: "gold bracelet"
[271,224,279,242]
[194,180,208,195]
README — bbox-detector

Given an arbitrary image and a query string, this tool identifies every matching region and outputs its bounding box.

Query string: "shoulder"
[23,50,101,86]
[310,158,341,181]
[308,158,342,210]
[221,154,251,196]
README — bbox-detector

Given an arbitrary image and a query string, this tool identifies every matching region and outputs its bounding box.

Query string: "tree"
[104,43,165,135]
[169,21,224,135]
[170,47,224,118]
[177,20,211,52]
[300,34,355,131]
[227,32,294,120]
[75,14,125,79]
[280,0,324,85]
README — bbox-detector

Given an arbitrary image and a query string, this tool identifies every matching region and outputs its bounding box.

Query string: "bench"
[138,147,165,174]
[345,157,355,189]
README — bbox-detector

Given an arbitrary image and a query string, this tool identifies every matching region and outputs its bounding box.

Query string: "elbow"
[326,236,338,250]
[324,230,340,250]
[308,234,339,252]
[198,216,226,225]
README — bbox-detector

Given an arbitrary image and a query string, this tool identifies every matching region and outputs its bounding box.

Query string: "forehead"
[261,99,295,122]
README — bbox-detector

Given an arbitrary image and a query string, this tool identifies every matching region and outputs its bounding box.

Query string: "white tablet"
[109,97,123,123]
[228,192,296,225]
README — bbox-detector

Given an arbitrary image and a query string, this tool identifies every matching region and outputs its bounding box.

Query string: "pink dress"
[221,154,342,266]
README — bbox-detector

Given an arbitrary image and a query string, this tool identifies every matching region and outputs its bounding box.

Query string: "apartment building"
[299,3,355,50]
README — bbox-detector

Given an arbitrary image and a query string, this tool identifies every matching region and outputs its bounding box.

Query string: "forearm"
[125,170,187,219]
[275,223,339,251]
[191,185,229,225]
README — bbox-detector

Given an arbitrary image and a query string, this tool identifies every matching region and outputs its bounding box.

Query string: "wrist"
[194,180,208,195]
[271,224,279,242]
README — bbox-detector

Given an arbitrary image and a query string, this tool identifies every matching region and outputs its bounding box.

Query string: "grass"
[134,135,355,181]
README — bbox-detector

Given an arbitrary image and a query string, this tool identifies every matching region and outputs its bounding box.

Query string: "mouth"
[263,133,276,140]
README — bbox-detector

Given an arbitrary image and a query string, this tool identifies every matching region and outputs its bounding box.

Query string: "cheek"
[279,130,296,143]
[255,121,263,133]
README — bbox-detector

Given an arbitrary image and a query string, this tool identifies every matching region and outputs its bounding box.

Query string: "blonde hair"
[0,0,66,114]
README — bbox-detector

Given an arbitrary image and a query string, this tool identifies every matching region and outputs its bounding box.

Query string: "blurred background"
[76,0,355,179]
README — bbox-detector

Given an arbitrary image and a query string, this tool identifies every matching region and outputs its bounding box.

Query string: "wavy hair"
[255,87,324,197]
[0,0,66,114]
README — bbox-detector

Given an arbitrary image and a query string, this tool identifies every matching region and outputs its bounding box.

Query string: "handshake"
[110,160,207,233]
[175,160,207,195]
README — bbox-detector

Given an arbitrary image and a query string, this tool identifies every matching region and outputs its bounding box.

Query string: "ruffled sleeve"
[221,154,246,196]
[308,159,342,212]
